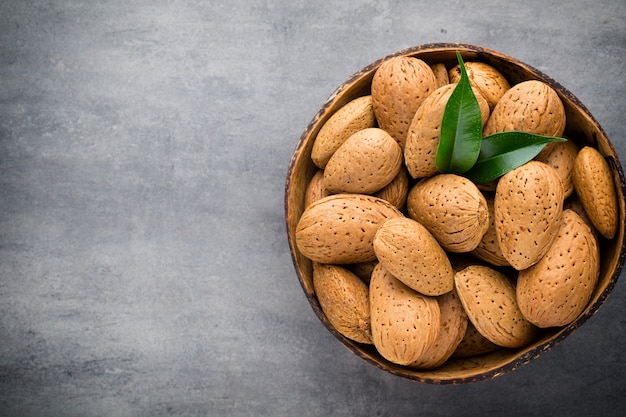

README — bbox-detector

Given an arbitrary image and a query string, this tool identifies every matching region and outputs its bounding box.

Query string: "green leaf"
[464,132,567,183]
[435,51,483,174]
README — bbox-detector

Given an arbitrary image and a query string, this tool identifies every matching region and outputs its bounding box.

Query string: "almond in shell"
[471,195,510,267]
[371,56,437,149]
[370,263,440,365]
[295,194,403,264]
[483,80,566,138]
[373,217,455,296]
[311,95,376,169]
[449,61,511,110]
[517,210,600,328]
[455,265,538,348]
[404,84,490,179]
[373,166,410,210]
[407,174,490,253]
[535,139,580,198]
[324,128,403,194]
[452,322,500,358]
[313,263,373,344]
[430,62,450,88]
[304,170,330,208]
[494,161,564,270]
[572,146,619,239]
[409,289,468,369]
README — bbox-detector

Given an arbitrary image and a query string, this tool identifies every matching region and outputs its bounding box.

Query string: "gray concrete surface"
[1,0,625,416]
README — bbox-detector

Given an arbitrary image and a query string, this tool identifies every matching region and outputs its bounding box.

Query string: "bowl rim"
[284,42,626,384]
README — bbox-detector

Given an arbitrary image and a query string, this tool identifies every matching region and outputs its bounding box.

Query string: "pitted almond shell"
[483,80,566,138]
[452,322,500,358]
[295,194,403,264]
[313,263,373,344]
[471,195,510,267]
[311,95,376,169]
[409,289,468,369]
[371,56,437,149]
[564,195,597,236]
[373,217,454,296]
[407,174,490,253]
[572,146,619,239]
[304,170,330,208]
[346,260,378,285]
[404,84,490,179]
[535,139,579,198]
[324,128,403,194]
[449,61,511,110]
[494,161,564,270]
[430,62,450,89]
[517,210,600,328]
[373,167,410,210]
[454,265,538,349]
[370,263,441,365]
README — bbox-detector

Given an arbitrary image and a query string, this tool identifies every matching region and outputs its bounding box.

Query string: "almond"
[373,217,455,296]
[494,161,564,270]
[517,210,600,328]
[430,62,450,88]
[455,265,538,348]
[564,195,596,235]
[370,263,440,365]
[311,95,376,169]
[404,84,490,179]
[572,146,619,239]
[409,289,468,369]
[483,80,566,138]
[324,128,403,194]
[346,260,378,285]
[471,195,510,267]
[452,322,500,358]
[535,139,580,198]
[449,61,511,110]
[295,194,403,264]
[407,174,490,253]
[373,166,410,210]
[313,263,373,344]
[304,170,330,208]
[371,56,437,149]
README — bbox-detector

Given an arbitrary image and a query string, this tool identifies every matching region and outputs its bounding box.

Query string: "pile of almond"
[295,55,619,369]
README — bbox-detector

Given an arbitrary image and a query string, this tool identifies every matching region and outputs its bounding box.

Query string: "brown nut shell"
[373,217,455,296]
[572,146,619,239]
[535,139,580,199]
[324,128,403,194]
[304,170,330,208]
[311,95,376,169]
[409,289,468,369]
[407,174,490,253]
[483,80,566,138]
[404,84,490,179]
[494,161,564,270]
[430,62,450,89]
[373,167,410,210]
[313,263,373,344]
[295,194,403,264]
[455,265,538,348]
[449,61,511,110]
[370,264,440,365]
[471,195,510,267]
[517,210,600,328]
[371,56,437,149]
[452,322,500,358]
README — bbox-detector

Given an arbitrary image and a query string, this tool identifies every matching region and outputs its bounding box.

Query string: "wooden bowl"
[284,43,626,383]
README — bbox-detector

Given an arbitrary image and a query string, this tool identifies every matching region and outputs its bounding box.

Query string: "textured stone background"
[1,1,625,416]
